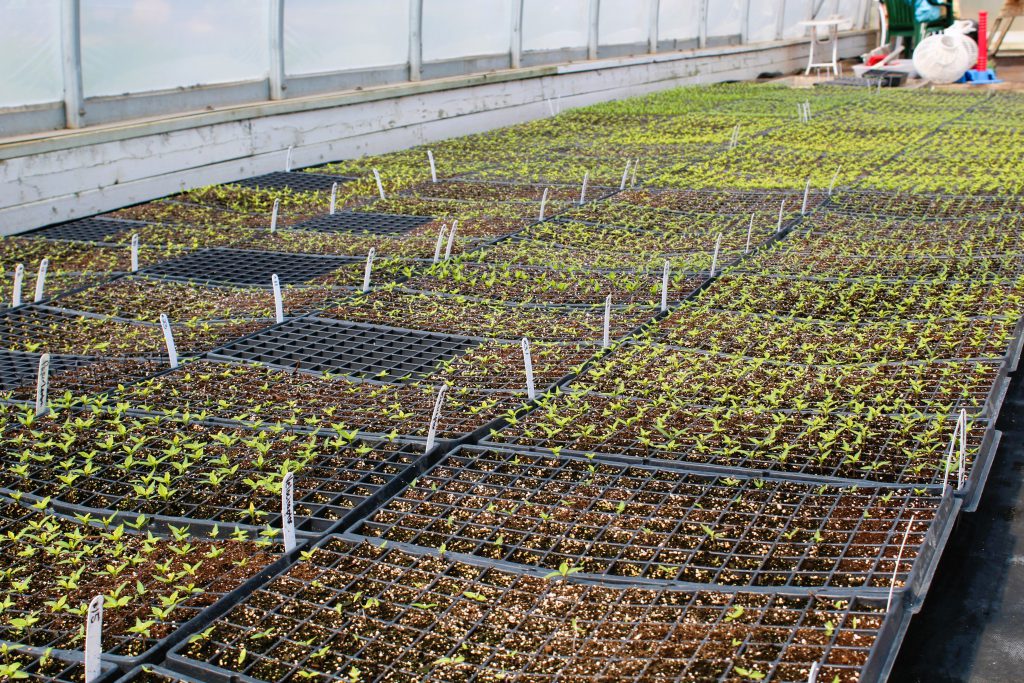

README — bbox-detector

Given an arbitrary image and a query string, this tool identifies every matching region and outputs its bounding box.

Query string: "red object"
[978,11,988,71]
[866,54,886,66]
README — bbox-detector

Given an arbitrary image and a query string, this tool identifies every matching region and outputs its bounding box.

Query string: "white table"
[799,18,845,76]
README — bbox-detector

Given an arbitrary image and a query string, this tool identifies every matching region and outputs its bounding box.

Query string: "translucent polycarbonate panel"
[284,0,408,75]
[522,0,588,51]
[422,0,512,61]
[599,0,649,45]
[0,0,62,107]
[813,0,863,29]
[81,0,269,97]
[658,0,700,42]
[782,0,815,39]
[707,0,744,38]
[748,0,784,43]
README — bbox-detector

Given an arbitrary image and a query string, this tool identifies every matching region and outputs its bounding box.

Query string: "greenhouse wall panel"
[657,0,701,49]
[80,0,270,97]
[421,0,513,62]
[598,0,650,46]
[283,0,409,76]
[521,0,589,52]
[0,0,62,108]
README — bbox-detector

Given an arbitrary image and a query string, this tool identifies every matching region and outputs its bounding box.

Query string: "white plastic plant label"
[425,384,448,453]
[631,158,639,186]
[829,166,842,196]
[801,179,811,215]
[777,200,786,232]
[538,188,549,222]
[11,263,23,307]
[84,595,103,683]
[35,353,50,417]
[272,274,284,323]
[285,145,293,172]
[710,233,722,277]
[729,124,740,149]
[619,160,631,190]
[329,182,339,215]
[745,214,754,254]
[428,149,438,183]
[661,261,670,313]
[130,234,140,272]
[887,514,915,611]
[34,258,48,303]
[579,171,589,205]
[362,248,376,293]
[373,168,386,200]
[522,338,536,400]
[281,471,296,553]
[957,408,967,490]
[444,221,458,261]
[942,413,966,494]
[603,295,612,349]
[433,225,448,264]
[159,313,178,369]
[270,198,280,233]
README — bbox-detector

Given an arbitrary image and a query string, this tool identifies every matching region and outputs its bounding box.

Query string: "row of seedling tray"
[4,85,1024,682]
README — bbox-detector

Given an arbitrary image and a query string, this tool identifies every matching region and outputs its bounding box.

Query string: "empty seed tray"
[140,248,357,287]
[209,318,480,382]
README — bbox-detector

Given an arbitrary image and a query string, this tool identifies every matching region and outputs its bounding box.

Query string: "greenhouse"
[2,1,1024,682]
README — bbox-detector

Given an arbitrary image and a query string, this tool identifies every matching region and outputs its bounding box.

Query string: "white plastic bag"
[913,34,973,83]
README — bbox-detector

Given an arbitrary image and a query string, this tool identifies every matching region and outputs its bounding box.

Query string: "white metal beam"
[698,0,708,49]
[648,0,660,53]
[269,0,286,100]
[512,0,524,68]
[588,0,600,60]
[60,0,83,129]
[409,0,424,81]
[741,0,752,44]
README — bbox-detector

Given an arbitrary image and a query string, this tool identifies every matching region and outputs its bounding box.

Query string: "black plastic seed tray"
[209,317,479,381]
[482,394,998,491]
[165,533,900,683]
[28,217,145,243]
[113,664,205,683]
[355,445,948,593]
[140,248,356,287]
[229,171,354,193]
[0,350,96,391]
[828,190,1024,219]
[0,642,119,683]
[118,366,532,446]
[0,409,425,534]
[0,493,291,672]
[616,188,828,216]
[290,211,434,236]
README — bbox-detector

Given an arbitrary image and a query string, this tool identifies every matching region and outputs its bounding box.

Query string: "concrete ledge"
[0,31,874,236]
